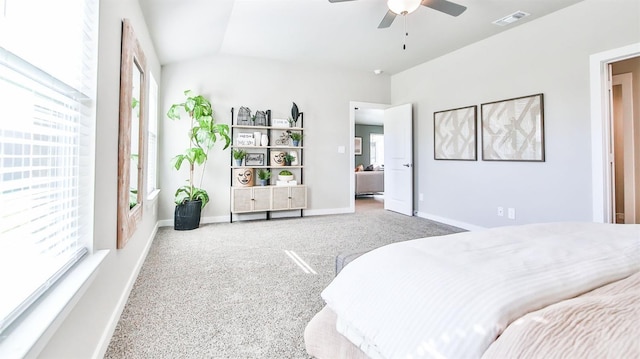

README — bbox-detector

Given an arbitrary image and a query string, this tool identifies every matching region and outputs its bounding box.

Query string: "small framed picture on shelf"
[271,118,290,128]
[237,133,255,146]
[245,153,265,166]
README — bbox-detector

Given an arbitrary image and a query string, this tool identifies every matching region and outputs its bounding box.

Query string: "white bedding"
[321,222,640,359]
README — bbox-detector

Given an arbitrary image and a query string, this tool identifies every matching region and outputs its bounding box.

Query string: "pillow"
[364,165,374,171]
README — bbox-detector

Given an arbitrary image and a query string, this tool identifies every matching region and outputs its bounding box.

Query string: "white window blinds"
[0,0,98,334]
[147,74,158,196]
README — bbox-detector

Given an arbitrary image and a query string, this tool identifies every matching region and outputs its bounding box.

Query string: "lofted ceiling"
[139,0,583,75]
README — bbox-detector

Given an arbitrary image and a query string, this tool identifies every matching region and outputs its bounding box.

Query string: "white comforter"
[321,222,640,359]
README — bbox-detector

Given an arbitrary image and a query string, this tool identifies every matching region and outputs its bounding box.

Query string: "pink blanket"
[483,271,640,358]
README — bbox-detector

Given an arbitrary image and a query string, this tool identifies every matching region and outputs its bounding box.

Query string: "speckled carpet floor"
[104,197,463,358]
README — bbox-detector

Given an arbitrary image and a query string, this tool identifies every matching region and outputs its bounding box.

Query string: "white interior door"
[383,103,413,215]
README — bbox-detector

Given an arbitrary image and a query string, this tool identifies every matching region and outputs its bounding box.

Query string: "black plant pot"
[174,200,202,230]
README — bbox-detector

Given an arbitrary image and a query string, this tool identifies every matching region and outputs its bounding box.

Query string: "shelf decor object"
[234,168,254,187]
[481,93,545,161]
[433,105,477,161]
[237,106,252,125]
[245,153,265,166]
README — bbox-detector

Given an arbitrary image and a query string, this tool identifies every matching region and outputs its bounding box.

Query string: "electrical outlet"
[497,207,504,217]
[508,208,516,220]
[419,193,424,201]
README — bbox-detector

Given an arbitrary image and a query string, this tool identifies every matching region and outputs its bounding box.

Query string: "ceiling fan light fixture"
[387,0,421,15]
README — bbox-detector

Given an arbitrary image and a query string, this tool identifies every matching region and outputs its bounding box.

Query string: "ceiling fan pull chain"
[403,15,408,50]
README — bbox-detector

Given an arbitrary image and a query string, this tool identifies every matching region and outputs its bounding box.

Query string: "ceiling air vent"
[492,11,530,26]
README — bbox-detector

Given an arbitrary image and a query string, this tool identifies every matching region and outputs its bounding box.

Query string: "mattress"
[306,222,640,359]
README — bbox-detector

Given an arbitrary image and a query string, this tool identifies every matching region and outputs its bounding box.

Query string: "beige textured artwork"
[481,94,544,161]
[434,106,477,160]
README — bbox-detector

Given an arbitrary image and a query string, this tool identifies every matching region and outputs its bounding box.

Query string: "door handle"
[402,163,412,167]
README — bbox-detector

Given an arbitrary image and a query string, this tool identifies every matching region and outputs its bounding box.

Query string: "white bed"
[305,222,640,359]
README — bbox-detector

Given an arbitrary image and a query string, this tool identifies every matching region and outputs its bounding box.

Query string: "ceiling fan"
[328,0,467,28]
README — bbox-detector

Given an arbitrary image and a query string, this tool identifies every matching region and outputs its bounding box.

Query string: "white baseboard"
[93,222,159,358]
[160,208,355,226]
[416,212,486,231]
[304,207,353,216]
[158,215,230,228]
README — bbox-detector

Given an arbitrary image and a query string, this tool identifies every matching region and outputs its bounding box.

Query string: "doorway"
[611,70,638,223]
[590,43,640,223]
[352,102,386,213]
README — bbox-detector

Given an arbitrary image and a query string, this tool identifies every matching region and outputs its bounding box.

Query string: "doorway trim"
[349,101,388,213]
[590,42,640,222]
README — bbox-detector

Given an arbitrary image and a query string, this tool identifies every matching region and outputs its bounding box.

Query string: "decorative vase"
[292,140,299,147]
[270,151,285,166]
[253,132,261,146]
[289,151,298,166]
[261,134,269,146]
[259,179,268,186]
[235,159,242,166]
[234,168,254,187]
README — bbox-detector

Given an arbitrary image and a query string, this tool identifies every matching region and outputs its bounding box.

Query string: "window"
[370,133,384,167]
[147,73,158,197]
[0,0,98,335]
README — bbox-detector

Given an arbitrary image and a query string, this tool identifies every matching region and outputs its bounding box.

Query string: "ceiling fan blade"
[421,0,467,17]
[378,10,397,28]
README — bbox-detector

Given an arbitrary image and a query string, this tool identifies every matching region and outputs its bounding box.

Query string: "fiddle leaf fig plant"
[168,90,231,208]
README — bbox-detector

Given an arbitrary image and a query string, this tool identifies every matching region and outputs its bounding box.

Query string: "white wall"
[159,55,390,222]
[392,0,640,228]
[37,1,161,357]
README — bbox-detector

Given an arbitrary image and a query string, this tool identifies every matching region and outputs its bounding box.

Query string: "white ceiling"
[139,0,583,75]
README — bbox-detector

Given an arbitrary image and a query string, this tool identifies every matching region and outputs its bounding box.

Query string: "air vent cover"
[492,11,530,26]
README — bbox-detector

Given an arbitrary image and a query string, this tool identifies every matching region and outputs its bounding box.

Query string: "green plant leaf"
[172,154,186,170]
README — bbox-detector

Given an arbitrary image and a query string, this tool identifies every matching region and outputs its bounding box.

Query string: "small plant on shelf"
[289,132,303,146]
[257,169,271,186]
[278,169,294,182]
[284,153,296,166]
[232,148,247,166]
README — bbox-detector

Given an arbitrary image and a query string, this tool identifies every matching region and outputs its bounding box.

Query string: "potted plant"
[278,169,294,182]
[232,148,246,166]
[168,90,231,230]
[289,132,303,146]
[284,153,296,166]
[257,169,271,186]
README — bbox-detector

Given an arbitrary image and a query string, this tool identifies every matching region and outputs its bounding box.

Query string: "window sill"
[0,250,109,359]
[146,188,160,202]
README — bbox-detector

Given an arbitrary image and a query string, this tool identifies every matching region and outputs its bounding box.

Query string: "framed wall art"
[245,153,265,166]
[433,105,477,160]
[481,93,545,162]
[354,137,362,155]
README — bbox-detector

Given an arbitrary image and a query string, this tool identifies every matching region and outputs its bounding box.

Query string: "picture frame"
[354,137,362,155]
[481,93,545,161]
[271,118,290,128]
[237,133,255,146]
[433,105,477,160]
[245,153,265,166]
